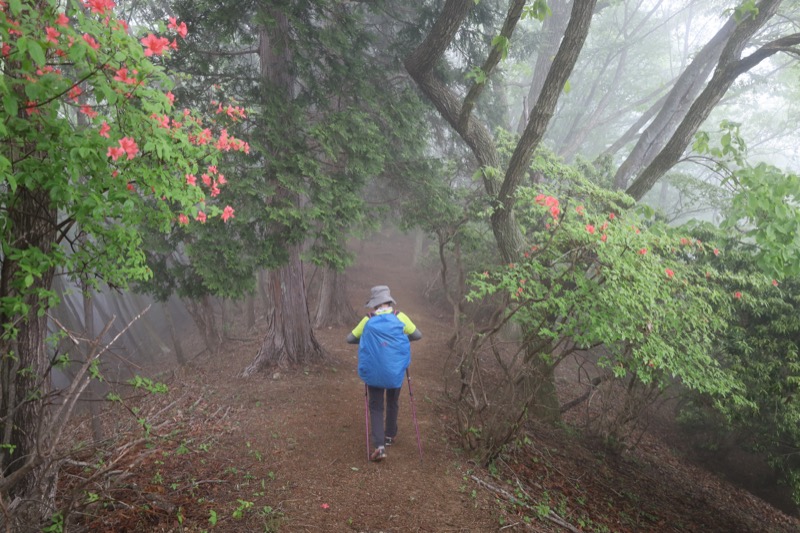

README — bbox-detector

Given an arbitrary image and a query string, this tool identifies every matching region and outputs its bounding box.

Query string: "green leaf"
[26,41,46,67]
[8,0,22,16]
[3,94,18,117]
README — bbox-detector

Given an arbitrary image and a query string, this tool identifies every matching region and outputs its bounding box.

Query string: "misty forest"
[3,0,800,531]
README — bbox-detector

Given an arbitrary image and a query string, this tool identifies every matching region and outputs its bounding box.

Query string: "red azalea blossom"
[201,173,212,186]
[68,85,83,103]
[734,291,742,299]
[321,503,330,510]
[118,137,139,159]
[126,182,135,191]
[82,33,101,50]
[637,248,647,255]
[113,67,137,84]
[107,146,124,161]
[98,121,111,138]
[166,91,175,105]
[713,248,720,256]
[576,205,585,216]
[56,13,70,26]
[45,27,60,44]
[80,105,98,118]
[178,214,189,225]
[772,279,779,287]
[221,206,235,222]
[84,0,116,15]
[196,211,207,223]
[140,33,170,56]
[168,17,189,38]
[549,205,560,219]
[665,268,674,278]
[185,174,197,186]
[601,234,607,242]
[585,224,595,234]
[609,212,615,220]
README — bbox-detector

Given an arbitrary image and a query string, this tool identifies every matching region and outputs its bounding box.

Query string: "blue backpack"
[358,311,411,389]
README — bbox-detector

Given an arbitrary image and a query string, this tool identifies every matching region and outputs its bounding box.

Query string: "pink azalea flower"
[665,268,674,278]
[80,105,98,118]
[734,291,742,299]
[83,0,116,15]
[82,33,100,50]
[637,248,647,255]
[56,13,70,27]
[107,146,124,161]
[118,137,139,159]
[178,214,189,225]
[185,174,197,186]
[98,121,111,138]
[45,27,60,44]
[585,224,595,235]
[196,210,207,223]
[140,33,170,56]
[772,279,779,287]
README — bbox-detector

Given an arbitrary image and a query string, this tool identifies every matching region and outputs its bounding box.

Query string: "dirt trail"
[113,229,800,532]
[190,230,497,532]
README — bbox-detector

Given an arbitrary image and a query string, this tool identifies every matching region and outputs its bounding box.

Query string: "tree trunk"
[313,268,357,329]
[612,16,737,190]
[244,245,324,375]
[515,0,571,135]
[405,0,598,434]
[0,187,59,525]
[626,0,798,200]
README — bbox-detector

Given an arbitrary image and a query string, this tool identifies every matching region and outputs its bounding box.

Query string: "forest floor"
[60,230,800,532]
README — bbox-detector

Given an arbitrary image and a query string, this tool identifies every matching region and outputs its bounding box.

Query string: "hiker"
[347,285,422,462]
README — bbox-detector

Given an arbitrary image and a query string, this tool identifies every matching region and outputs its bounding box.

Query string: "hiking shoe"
[384,436,396,447]
[370,446,386,462]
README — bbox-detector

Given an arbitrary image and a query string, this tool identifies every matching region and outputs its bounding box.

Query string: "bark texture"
[244,8,324,374]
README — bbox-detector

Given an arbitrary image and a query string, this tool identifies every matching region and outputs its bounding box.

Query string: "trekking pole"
[406,368,423,463]
[364,384,371,462]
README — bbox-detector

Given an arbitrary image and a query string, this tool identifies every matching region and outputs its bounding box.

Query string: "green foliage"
[522,0,552,22]
[468,177,746,400]
[723,163,800,277]
[694,120,800,278]
[675,223,800,504]
[0,1,246,338]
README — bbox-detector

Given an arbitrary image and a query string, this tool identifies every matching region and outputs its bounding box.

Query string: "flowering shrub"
[0,0,249,326]
[0,1,250,519]
[468,181,746,399]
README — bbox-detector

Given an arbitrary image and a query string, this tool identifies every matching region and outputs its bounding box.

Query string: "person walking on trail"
[347,285,422,462]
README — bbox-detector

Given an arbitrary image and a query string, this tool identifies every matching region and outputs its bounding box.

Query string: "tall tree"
[405,0,598,422]
[625,0,800,200]
[0,2,244,525]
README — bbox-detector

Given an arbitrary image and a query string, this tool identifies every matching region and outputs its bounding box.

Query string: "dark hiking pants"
[368,385,401,449]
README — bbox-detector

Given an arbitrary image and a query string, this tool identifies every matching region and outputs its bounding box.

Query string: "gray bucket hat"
[365,285,396,308]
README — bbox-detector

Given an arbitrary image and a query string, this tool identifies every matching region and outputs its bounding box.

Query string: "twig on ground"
[471,474,581,533]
